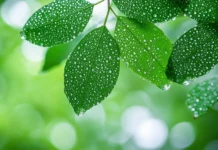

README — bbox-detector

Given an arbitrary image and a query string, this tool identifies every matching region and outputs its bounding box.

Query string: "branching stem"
[104,0,111,26]
[94,0,118,26]
[93,0,104,6]
[109,7,118,18]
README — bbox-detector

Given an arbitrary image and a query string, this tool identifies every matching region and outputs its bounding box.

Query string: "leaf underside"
[187,77,218,118]
[115,17,172,89]
[167,23,218,83]
[21,0,93,47]
[64,26,120,115]
[113,0,182,23]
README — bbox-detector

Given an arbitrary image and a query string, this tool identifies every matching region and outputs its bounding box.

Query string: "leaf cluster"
[21,0,218,117]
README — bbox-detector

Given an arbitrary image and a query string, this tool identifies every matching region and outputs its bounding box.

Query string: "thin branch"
[93,0,104,6]
[109,7,118,18]
[103,0,111,26]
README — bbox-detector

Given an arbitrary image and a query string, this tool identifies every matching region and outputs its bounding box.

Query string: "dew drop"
[125,62,129,67]
[78,112,84,116]
[193,112,199,118]
[183,80,190,86]
[78,108,85,116]
[20,31,25,39]
[162,84,171,91]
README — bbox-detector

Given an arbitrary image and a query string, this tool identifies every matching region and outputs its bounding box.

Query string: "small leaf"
[183,0,218,23]
[167,23,218,83]
[42,42,73,71]
[64,26,120,115]
[20,0,93,47]
[187,77,218,118]
[113,0,182,23]
[114,17,172,89]
[42,33,84,71]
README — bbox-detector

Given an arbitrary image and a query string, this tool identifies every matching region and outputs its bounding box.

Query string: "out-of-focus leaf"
[0,19,21,63]
[0,0,5,5]
[184,0,218,23]
[114,17,172,89]
[20,0,93,47]
[64,26,120,115]
[113,0,182,23]
[42,42,72,71]
[42,30,86,71]
[167,23,218,83]
[187,77,218,118]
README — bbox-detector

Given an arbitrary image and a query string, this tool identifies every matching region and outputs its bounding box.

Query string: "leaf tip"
[74,107,86,116]
[20,30,25,40]
[159,82,172,91]
[193,115,198,120]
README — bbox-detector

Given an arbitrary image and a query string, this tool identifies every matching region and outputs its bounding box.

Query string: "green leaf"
[20,0,93,47]
[64,26,120,115]
[42,33,84,71]
[167,23,218,83]
[183,0,218,23]
[114,17,172,89]
[42,42,73,71]
[187,77,218,118]
[0,0,5,5]
[172,0,189,10]
[113,0,182,23]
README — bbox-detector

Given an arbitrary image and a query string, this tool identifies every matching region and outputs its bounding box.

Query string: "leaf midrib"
[82,27,105,106]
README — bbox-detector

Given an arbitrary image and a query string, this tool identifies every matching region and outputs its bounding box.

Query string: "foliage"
[21,0,218,117]
[187,77,218,118]
[64,26,120,114]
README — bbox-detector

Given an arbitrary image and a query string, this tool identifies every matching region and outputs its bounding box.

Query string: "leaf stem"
[93,0,104,6]
[109,7,118,18]
[103,0,110,26]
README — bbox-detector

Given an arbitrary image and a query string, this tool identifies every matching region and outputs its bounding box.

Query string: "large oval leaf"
[167,23,218,83]
[64,26,120,115]
[184,0,218,23]
[187,77,218,118]
[113,0,182,23]
[114,17,172,89]
[21,0,93,47]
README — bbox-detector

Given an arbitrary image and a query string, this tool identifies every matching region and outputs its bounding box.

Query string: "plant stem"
[93,0,104,6]
[103,0,110,26]
[110,7,118,18]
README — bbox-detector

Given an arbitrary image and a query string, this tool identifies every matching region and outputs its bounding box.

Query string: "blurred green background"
[0,0,218,150]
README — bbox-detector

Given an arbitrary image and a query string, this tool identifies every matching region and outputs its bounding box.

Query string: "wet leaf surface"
[167,23,218,83]
[113,0,182,23]
[21,0,93,47]
[64,26,120,115]
[187,77,218,118]
[115,17,172,89]
[184,0,218,23]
